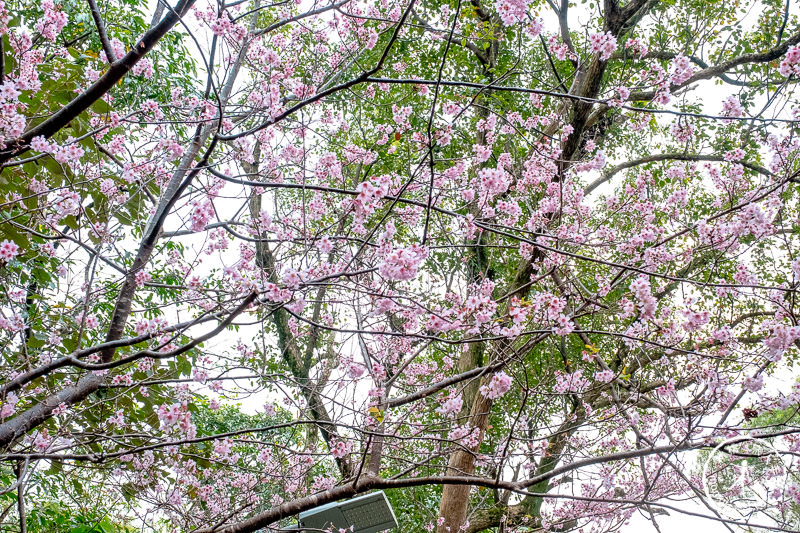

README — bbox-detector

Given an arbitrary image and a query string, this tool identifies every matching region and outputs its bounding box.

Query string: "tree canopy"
[0,0,799,532]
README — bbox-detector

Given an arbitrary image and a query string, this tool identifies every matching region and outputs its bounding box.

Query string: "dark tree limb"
[0,0,197,166]
[86,0,116,63]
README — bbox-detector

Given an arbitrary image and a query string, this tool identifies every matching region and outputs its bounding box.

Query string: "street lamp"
[296,491,398,533]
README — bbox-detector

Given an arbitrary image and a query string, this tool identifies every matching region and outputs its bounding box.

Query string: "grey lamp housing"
[297,491,398,533]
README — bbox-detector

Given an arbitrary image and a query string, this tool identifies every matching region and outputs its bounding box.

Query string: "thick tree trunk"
[438,392,493,532]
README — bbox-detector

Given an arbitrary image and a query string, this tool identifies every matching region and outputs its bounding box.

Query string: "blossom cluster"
[479,371,513,399]
[589,32,618,60]
[779,44,800,76]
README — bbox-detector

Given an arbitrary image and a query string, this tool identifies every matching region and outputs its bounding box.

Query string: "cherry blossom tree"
[0,0,799,532]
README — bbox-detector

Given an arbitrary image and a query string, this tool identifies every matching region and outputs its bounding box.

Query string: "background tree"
[0,0,799,532]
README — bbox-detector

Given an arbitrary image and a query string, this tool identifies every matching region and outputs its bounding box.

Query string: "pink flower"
[625,37,648,56]
[365,28,378,50]
[553,315,574,336]
[156,403,188,430]
[682,309,710,332]
[35,1,68,40]
[595,370,615,383]
[131,58,153,78]
[427,314,459,333]
[110,38,126,58]
[190,199,215,232]
[496,0,533,26]
[589,32,617,60]
[286,296,305,314]
[763,323,800,362]
[721,96,744,119]
[50,190,81,223]
[33,429,52,451]
[479,167,510,198]
[670,121,694,143]
[108,409,125,426]
[0,240,20,262]
[657,378,677,399]
[134,270,152,288]
[743,374,763,392]
[630,275,656,320]
[713,327,732,344]
[317,236,333,254]
[379,246,426,281]
[554,369,589,394]
[100,178,118,197]
[261,282,291,303]
[373,298,396,315]
[0,80,20,102]
[353,179,387,219]
[312,475,336,492]
[110,373,133,386]
[84,314,99,329]
[724,148,745,161]
[214,438,236,461]
[473,144,491,163]
[669,54,693,85]
[53,143,84,164]
[1,392,18,418]
[392,104,412,128]
[508,301,528,325]
[331,439,353,458]
[779,44,800,76]
[347,362,365,379]
[436,393,463,417]
[283,270,303,290]
[480,371,513,399]
[30,135,54,153]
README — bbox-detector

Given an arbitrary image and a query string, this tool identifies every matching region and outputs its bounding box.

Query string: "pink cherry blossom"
[743,374,763,392]
[588,32,617,60]
[721,96,744,119]
[554,370,589,394]
[496,0,533,26]
[594,370,614,383]
[479,372,513,399]
[0,392,18,418]
[379,246,426,281]
[436,393,463,417]
[779,44,800,76]
[669,55,694,86]
[0,239,19,262]
[190,199,215,232]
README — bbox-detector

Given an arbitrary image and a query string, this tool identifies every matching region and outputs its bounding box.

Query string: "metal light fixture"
[296,491,398,533]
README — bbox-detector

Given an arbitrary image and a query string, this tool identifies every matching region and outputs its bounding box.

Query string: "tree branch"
[628,29,800,102]
[585,153,773,195]
[86,0,116,63]
[0,0,197,165]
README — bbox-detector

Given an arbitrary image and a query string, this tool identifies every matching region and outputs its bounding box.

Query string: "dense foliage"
[0,0,799,532]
